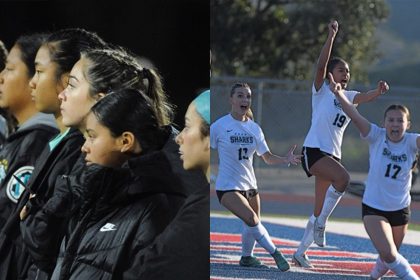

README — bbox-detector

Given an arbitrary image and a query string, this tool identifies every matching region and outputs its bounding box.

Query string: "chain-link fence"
[211,75,420,193]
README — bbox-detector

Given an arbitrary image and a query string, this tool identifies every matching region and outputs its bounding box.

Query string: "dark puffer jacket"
[0,113,58,228]
[22,127,207,279]
[50,150,188,279]
[0,128,84,280]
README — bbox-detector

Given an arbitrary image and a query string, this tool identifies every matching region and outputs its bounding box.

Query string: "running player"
[330,74,419,280]
[293,20,389,268]
[211,82,301,271]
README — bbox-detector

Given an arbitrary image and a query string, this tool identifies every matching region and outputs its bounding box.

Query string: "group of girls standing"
[0,28,209,279]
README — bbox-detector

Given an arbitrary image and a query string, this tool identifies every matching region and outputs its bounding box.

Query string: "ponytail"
[141,68,173,126]
[83,48,174,126]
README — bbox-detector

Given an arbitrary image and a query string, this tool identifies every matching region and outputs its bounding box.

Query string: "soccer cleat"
[271,249,290,271]
[292,253,314,268]
[313,218,326,247]
[239,256,268,268]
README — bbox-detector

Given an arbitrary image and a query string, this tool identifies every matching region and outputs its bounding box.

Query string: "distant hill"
[368,0,420,87]
[368,62,420,87]
[381,0,420,44]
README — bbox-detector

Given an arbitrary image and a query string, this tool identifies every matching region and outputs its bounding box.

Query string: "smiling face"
[58,58,96,129]
[81,112,128,167]
[0,45,32,114]
[175,103,209,173]
[230,86,251,120]
[30,45,66,115]
[383,109,410,143]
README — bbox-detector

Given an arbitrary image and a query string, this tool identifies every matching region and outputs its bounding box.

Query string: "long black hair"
[326,57,349,79]
[15,33,49,77]
[90,88,168,154]
[45,28,107,80]
[0,40,7,71]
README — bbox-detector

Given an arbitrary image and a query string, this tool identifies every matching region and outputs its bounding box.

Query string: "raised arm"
[261,144,302,166]
[329,73,371,137]
[353,80,389,104]
[314,20,339,91]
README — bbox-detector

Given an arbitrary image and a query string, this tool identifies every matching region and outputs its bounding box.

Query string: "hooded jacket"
[134,189,209,280]
[22,127,207,279]
[0,128,84,280]
[134,126,209,279]
[51,155,185,279]
[0,112,58,228]
[122,126,210,279]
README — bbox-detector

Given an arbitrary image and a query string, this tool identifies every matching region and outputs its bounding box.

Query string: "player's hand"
[377,80,389,95]
[328,20,339,36]
[19,194,37,220]
[286,144,302,166]
[328,72,342,95]
[20,205,29,220]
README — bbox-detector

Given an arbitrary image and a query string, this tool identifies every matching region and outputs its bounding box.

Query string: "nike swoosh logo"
[227,129,233,132]
[100,223,117,232]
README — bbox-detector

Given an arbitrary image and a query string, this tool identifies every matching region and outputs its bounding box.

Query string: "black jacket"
[159,127,206,197]
[133,127,209,279]
[0,113,58,228]
[51,156,185,279]
[23,127,207,279]
[135,188,210,279]
[0,128,84,280]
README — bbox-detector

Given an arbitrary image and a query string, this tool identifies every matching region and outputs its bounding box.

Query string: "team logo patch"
[6,166,34,203]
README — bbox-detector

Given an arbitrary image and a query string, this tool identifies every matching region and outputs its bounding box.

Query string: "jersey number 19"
[332,113,347,128]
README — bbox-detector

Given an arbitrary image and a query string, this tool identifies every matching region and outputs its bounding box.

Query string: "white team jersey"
[303,82,358,158]
[210,114,269,191]
[362,124,419,211]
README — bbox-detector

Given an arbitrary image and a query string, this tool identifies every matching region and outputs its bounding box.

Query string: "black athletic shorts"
[216,189,259,203]
[301,146,340,177]
[362,203,410,226]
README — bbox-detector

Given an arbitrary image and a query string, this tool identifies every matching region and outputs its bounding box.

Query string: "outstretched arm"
[261,144,302,166]
[329,73,371,137]
[353,81,389,104]
[314,20,339,91]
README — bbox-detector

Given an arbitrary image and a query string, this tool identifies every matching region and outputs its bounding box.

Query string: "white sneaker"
[313,218,326,247]
[292,253,314,268]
